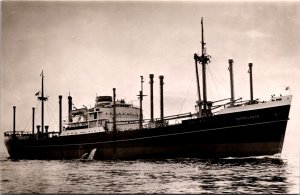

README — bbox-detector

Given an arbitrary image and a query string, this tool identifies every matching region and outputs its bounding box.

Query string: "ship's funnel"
[59,95,62,134]
[149,74,154,122]
[228,59,235,107]
[159,75,164,120]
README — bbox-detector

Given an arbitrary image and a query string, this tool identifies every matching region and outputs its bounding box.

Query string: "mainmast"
[201,18,207,110]
[38,70,48,134]
[194,17,211,117]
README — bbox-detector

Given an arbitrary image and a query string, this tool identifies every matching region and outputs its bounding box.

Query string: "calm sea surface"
[0,152,299,194]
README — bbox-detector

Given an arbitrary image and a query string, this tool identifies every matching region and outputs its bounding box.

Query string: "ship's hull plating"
[5,104,290,160]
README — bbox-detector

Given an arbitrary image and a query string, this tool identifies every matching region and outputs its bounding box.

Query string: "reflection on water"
[0,155,298,193]
[194,157,289,193]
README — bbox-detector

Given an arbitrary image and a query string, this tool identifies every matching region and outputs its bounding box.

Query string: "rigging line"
[23,99,41,131]
[45,104,56,129]
[49,102,58,126]
[35,100,41,115]
[177,71,195,114]
[22,111,32,132]
[50,103,58,128]
[35,100,41,113]
[237,70,249,99]
[45,102,52,125]
[45,102,58,129]
[207,65,222,100]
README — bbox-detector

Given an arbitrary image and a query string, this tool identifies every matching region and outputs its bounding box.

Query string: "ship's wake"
[200,154,285,166]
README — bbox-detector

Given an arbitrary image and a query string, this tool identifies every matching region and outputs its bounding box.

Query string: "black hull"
[5,105,290,160]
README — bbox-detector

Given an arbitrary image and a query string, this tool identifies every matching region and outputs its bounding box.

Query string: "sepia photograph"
[1,0,299,193]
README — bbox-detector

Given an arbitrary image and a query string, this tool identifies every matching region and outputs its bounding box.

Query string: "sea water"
[0,152,299,193]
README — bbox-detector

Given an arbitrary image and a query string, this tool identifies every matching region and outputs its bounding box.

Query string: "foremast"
[194,17,211,118]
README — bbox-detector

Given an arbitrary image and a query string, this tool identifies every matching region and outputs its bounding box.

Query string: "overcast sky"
[1,1,300,154]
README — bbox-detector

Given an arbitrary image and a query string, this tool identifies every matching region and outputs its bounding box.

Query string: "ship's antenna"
[140,75,144,92]
[201,18,206,56]
[194,17,211,117]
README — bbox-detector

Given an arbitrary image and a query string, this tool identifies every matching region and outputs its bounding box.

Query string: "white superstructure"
[61,96,140,136]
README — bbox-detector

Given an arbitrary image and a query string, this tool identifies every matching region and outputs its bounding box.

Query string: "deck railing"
[4,131,60,138]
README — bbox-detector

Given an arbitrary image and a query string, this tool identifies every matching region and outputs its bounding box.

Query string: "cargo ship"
[4,18,292,160]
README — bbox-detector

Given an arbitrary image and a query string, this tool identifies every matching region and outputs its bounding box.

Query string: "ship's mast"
[159,75,164,122]
[194,54,202,117]
[41,71,44,133]
[201,18,207,111]
[248,63,254,104]
[138,76,146,130]
[194,17,211,117]
[38,70,48,134]
[113,88,116,133]
[149,74,154,123]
